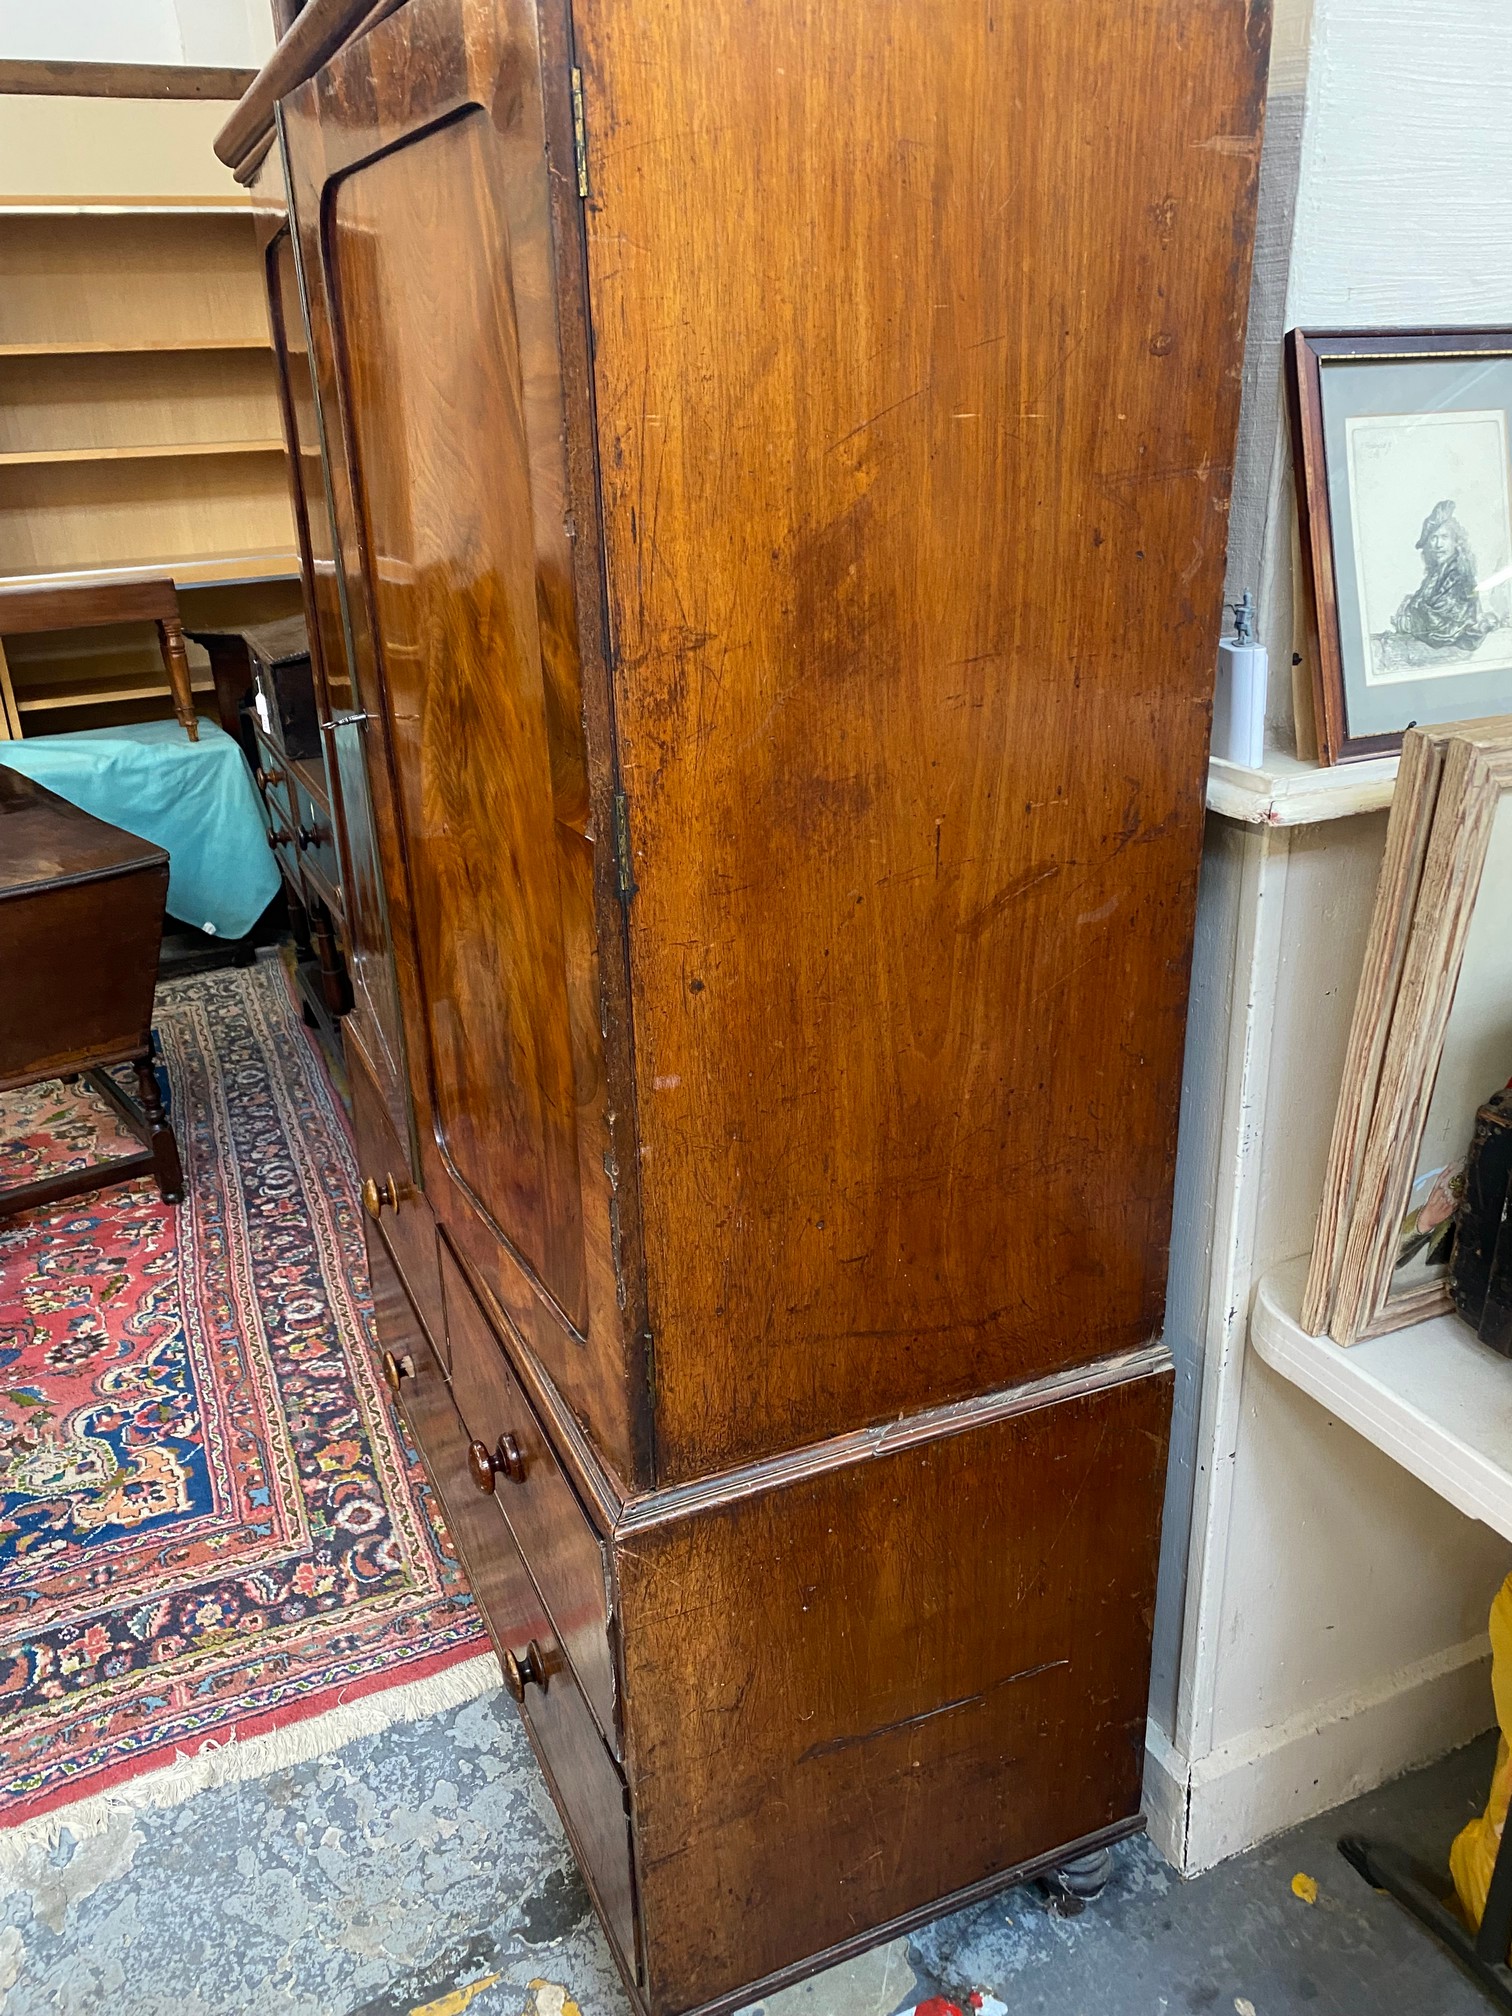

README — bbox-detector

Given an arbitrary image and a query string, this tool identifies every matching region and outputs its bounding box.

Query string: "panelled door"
[279,0,640,1485]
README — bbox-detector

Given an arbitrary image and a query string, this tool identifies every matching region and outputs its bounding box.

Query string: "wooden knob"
[381,1349,414,1395]
[255,766,284,789]
[468,1432,526,1494]
[267,826,294,848]
[361,1173,401,1219]
[504,1640,545,1701]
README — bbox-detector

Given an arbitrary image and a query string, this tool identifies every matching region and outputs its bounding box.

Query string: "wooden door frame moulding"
[0,60,256,100]
[215,0,405,177]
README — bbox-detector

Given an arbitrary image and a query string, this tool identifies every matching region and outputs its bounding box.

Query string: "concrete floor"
[1,1683,1497,2016]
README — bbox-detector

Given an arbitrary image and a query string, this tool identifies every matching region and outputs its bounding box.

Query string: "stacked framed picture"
[1289,330,1512,765]
[1305,716,1512,1345]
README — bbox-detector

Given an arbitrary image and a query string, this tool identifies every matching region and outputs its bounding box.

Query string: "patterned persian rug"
[0,961,492,1835]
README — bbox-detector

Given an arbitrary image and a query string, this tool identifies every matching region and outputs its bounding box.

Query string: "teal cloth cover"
[0,719,281,939]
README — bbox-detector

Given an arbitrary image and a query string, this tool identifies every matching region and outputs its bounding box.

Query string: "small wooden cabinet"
[223,0,1269,2006]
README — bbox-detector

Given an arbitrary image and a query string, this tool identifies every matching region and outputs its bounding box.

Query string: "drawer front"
[376,1244,636,1980]
[347,1030,441,1357]
[252,732,296,822]
[293,772,343,922]
[441,1244,617,1754]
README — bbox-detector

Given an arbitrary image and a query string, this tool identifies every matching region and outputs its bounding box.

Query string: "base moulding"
[1143,1630,1494,1875]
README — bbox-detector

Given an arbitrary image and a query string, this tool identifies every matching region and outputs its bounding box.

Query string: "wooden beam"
[0,60,257,101]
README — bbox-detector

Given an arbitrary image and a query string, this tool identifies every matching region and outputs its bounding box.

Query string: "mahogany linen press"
[218,1,1269,2006]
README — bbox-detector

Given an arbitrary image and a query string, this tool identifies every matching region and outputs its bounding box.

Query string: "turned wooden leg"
[156,614,199,742]
[286,881,313,957]
[135,1052,185,1205]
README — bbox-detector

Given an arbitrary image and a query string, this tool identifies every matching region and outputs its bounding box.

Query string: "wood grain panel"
[579,0,1270,1476]
[280,0,644,1485]
[329,113,588,1333]
[616,1364,1172,2012]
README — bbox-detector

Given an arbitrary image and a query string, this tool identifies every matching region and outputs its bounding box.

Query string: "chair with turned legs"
[0,577,200,743]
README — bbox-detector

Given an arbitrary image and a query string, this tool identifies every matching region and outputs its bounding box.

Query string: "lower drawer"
[371,1232,638,1981]
[441,1245,618,1753]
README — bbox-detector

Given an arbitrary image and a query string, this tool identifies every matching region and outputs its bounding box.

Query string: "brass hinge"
[571,66,589,199]
[612,789,637,903]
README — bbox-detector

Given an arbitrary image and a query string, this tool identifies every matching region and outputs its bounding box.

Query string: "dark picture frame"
[1288,328,1512,765]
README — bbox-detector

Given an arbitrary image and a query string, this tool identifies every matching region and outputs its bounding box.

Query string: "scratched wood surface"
[578,0,1270,1478]
[616,1364,1172,2012]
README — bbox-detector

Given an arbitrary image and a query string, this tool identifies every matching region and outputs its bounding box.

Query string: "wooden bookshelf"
[0,98,300,735]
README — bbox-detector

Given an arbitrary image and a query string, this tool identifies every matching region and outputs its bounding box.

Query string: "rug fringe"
[0,1652,500,1891]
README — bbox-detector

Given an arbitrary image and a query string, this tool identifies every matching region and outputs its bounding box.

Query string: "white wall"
[1152,0,1512,1870]
[0,0,274,66]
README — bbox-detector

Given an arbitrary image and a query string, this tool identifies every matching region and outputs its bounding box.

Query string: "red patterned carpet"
[0,962,490,1827]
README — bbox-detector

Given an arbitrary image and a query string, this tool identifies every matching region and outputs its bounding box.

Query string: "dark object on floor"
[1340,1828,1512,2010]
[157,895,286,985]
[0,574,199,741]
[1451,1087,1512,1355]
[0,765,182,1210]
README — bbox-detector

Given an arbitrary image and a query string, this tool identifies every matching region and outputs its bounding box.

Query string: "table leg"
[133,1053,185,1205]
[156,615,200,743]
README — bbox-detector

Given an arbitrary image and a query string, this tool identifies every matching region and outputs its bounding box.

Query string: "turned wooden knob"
[381,1349,414,1395]
[468,1432,526,1494]
[504,1640,545,1701]
[361,1173,401,1219]
[255,766,284,790]
[267,825,295,848]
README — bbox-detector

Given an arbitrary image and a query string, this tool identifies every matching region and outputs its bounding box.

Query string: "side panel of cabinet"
[578,0,1269,1478]
[280,0,642,1487]
[617,1364,1172,2014]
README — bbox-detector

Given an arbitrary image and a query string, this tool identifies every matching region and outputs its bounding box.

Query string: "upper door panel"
[327,115,587,1329]
[578,0,1270,1477]
[279,0,641,1485]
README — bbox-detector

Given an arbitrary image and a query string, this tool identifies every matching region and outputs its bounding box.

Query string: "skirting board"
[1143,1631,1494,1874]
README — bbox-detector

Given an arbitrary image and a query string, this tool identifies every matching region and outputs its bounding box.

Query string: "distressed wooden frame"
[1287,327,1512,766]
[1315,718,1512,1345]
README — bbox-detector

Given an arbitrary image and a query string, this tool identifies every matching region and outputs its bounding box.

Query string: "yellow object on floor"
[410,1976,500,2016]
[1450,1572,1512,1943]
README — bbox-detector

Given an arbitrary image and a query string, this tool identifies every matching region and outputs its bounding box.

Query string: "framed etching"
[1288,329,1512,764]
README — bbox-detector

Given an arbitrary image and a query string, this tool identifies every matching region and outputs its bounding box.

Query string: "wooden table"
[0,577,199,742]
[0,765,183,1214]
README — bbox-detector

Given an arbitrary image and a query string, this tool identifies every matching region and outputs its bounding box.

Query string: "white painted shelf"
[1207,749,1399,826]
[1251,1256,1512,1541]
